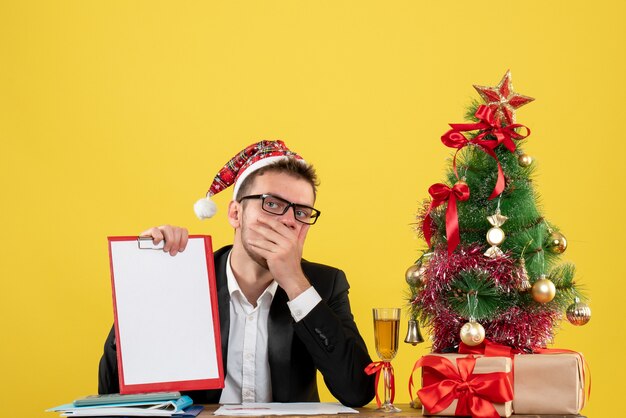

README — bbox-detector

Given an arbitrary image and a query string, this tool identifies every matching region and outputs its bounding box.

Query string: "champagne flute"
[373,308,401,412]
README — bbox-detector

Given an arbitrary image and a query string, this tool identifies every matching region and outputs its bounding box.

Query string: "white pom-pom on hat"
[194,196,218,220]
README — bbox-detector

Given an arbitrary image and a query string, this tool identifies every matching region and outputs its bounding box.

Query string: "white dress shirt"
[219,251,322,404]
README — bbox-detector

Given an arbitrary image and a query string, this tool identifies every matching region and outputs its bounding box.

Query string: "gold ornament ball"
[410,397,423,409]
[547,231,568,254]
[518,154,533,167]
[405,264,425,285]
[566,298,591,326]
[459,321,485,346]
[486,227,506,246]
[532,278,556,303]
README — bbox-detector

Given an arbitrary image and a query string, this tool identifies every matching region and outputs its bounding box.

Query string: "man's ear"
[227,200,242,228]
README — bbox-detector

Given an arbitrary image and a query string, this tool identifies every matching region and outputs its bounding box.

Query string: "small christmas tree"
[406,71,591,353]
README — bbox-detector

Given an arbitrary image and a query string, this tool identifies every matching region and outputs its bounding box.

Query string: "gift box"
[512,353,585,415]
[417,353,513,417]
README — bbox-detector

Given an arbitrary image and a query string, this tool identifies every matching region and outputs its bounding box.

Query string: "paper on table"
[214,403,359,416]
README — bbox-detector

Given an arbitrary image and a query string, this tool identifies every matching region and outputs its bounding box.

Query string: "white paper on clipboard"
[107,235,224,393]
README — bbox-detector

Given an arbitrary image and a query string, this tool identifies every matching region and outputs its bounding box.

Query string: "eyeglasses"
[238,194,321,225]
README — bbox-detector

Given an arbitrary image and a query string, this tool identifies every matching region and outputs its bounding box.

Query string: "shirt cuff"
[287,286,322,322]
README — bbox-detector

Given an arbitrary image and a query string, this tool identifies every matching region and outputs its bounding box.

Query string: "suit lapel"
[215,247,231,384]
[268,287,293,401]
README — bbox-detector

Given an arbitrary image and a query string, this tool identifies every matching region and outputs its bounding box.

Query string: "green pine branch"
[447,270,515,320]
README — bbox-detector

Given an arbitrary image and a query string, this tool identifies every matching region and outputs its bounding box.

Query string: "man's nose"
[277,207,298,229]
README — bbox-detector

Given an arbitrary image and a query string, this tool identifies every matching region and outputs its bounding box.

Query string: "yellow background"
[1,1,623,417]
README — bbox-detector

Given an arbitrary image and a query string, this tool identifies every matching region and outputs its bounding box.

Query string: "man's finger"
[257,215,294,236]
[139,227,164,244]
[247,239,276,253]
[139,225,189,256]
[297,224,310,245]
[169,227,182,256]
[179,228,189,252]
[160,225,174,252]
[249,224,283,246]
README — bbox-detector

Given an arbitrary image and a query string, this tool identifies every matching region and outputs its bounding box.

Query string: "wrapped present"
[410,353,513,418]
[458,341,588,414]
[513,353,585,414]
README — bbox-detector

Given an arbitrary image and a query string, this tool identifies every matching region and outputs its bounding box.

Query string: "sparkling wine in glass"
[373,308,401,412]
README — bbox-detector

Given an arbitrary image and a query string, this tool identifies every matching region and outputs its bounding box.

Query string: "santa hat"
[194,140,304,219]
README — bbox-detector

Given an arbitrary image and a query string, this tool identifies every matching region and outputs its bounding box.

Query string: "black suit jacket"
[99,246,375,407]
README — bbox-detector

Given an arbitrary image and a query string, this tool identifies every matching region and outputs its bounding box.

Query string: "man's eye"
[265,200,287,212]
[295,209,311,219]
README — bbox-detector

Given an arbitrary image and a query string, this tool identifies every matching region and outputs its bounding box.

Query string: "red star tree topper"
[473,70,534,125]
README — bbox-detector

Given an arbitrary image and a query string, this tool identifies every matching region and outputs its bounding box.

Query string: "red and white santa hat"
[194,140,304,219]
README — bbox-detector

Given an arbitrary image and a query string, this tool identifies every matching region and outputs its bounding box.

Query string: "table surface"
[197,403,586,418]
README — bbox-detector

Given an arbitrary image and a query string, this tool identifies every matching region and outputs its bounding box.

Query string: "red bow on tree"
[409,355,513,418]
[441,105,531,200]
[422,181,470,255]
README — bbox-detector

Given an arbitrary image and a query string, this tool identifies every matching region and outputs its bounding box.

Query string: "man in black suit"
[98,141,375,407]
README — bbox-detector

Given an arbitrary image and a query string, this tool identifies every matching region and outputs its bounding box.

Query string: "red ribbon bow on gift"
[364,361,395,409]
[409,355,513,418]
[441,105,531,200]
[422,181,470,255]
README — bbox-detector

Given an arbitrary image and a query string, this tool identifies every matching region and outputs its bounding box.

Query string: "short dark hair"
[235,157,319,201]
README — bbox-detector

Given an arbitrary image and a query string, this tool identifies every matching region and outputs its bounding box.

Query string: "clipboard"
[107,235,224,394]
